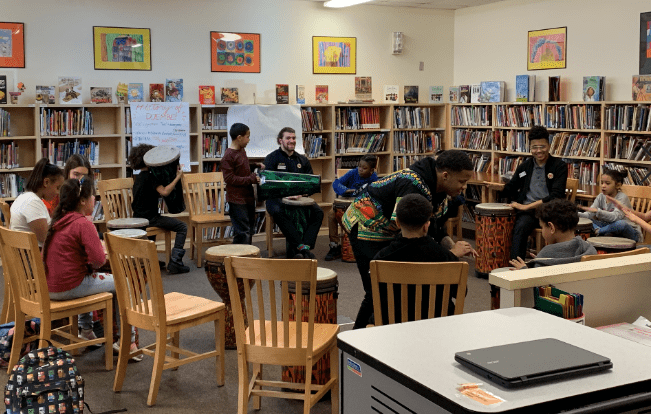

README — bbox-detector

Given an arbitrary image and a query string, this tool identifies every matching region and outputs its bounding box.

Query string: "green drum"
[257,170,321,201]
[282,197,316,240]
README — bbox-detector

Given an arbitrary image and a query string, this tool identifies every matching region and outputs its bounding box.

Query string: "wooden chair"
[580,247,650,262]
[264,207,283,258]
[181,172,232,267]
[446,204,464,242]
[98,178,172,263]
[224,256,339,414]
[622,184,651,244]
[370,260,468,326]
[105,233,226,406]
[0,227,113,373]
[532,178,580,253]
[0,199,13,324]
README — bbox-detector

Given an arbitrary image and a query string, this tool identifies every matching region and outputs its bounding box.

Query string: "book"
[459,85,470,103]
[480,81,505,103]
[199,85,216,105]
[548,76,561,102]
[633,75,651,101]
[221,87,239,104]
[276,84,289,104]
[58,77,82,104]
[128,83,143,103]
[404,85,418,103]
[516,75,536,102]
[296,85,305,105]
[116,82,128,104]
[0,76,6,105]
[35,86,55,104]
[149,83,164,102]
[355,76,372,100]
[165,78,183,102]
[429,86,443,103]
[583,76,605,101]
[470,84,481,103]
[384,85,399,103]
[315,85,328,104]
[449,86,459,103]
[90,87,112,104]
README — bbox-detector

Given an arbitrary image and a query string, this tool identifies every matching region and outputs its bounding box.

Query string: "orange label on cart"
[460,388,504,405]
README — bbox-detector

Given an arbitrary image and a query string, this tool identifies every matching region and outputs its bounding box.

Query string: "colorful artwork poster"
[640,12,651,75]
[0,22,25,68]
[527,27,566,70]
[93,26,151,70]
[313,36,356,74]
[211,32,260,73]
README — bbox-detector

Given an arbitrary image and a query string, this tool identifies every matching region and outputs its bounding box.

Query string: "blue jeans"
[593,220,640,242]
[49,272,135,342]
[228,202,256,244]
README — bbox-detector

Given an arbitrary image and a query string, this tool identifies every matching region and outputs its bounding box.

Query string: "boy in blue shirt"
[326,154,378,261]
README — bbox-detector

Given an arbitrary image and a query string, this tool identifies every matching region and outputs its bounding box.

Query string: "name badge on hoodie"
[277,163,286,170]
[519,171,527,178]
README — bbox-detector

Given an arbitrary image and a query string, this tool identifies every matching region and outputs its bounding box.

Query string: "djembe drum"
[333,197,355,262]
[282,267,338,385]
[106,217,149,232]
[587,236,636,254]
[257,170,321,201]
[109,229,147,239]
[144,145,185,214]
[204,244,259,349]
[282,197,315,256]
[475,203,516,278]
[576,217,593,240]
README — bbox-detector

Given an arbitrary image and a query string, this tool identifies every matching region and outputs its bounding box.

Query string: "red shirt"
[43,211,106,292]
[220,148,257,204]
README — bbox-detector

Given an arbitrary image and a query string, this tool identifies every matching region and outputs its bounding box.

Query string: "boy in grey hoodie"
[510,199,597,269]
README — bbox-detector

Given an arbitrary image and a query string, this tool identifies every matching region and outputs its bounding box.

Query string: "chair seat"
[50,292,114,312]
[190,214,231,225]
[246,320,339,353]
[151,292,225,326]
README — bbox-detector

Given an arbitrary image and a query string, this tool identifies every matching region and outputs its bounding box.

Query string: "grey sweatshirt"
[528,236,597,267]
[578,191,643,242]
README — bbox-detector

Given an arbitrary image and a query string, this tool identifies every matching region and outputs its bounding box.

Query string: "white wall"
[454,0,651,102]
[1,0,455,105]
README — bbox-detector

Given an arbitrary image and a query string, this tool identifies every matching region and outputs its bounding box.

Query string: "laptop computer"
[455,338,613,388]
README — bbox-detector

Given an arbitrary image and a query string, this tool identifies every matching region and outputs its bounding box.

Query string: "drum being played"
[204,244,259,349]
[144,145,185,214]
[257,170,321,201]
[109,229,147,239]
[282,196,316,246]
[283,267,338,386]
[587,236,636,254]
[333,197,355,263]
[106,217,149,231]
[474,203,516,278]
[575,217,593,240]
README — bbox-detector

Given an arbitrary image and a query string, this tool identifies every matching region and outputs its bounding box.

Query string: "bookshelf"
[391,103,446,171]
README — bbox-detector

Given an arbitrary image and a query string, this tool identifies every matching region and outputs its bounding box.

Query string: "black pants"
[510,211,539,260]
[266,199,324,254]
[228,202,256,245]
[147,215,187,251]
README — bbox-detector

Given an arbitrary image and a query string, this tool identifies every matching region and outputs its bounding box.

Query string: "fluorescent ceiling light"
[324,0,373,8]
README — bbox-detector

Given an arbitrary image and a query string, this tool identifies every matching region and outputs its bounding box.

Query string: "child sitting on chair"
[325,154,378,261]
[510,199,597,269]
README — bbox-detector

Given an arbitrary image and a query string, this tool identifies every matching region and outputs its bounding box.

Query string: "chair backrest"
[105,232,165,329]
[0,199,10,227]
[621,184,651,243]
[224,256,318,363]
[565,178,579,202]
[0,227,50,318]
[580,247,650,262]
[370,260,469,326]
[98,178,135,221]
[182,172,227,219]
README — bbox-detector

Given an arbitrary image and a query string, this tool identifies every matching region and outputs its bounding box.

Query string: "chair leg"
[170,332,179,371]
[237,353,249,414]
[197,226,204,268]
[190,225,196,263]
[104,301,113,371]
[214,314,225,386]
[252,363,262,410]
[330,345,339,414]
[70,316,80,356]
[304,357,314,414]
[7,311,26,373]
[164,231,172,264]
[147,329,168,406]
[113,323,132,392]
[1,285,11,324]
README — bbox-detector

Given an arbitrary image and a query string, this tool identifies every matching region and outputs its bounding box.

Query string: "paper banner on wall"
[130,102,191,171]
[227,105,303,158]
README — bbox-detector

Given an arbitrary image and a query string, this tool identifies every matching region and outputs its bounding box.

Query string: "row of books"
[0,142,19,169]
[450,81,506,103]
[495,104,543,128]
[453,129,492,150]
[0,109,9,137]
[393,131,438,154]
[203,134,228,159]
[393,106,432,129]
[495,130,528,153]
[605,134,651,161]
[303,134,327,158]
[124,107,132,135]
[335,107,381,130]
[604,104,651,132]
[498,156,525,176]
[392,154,427,171]
[534,286,584,320]
[301,107,325,132]
[0,174,25,198]
[544,104,601,130]
[90,200,104,221]
[549,132,601,158]
[604,163,651,186]
[335,132,387,154]
[202,111,228,130]
[335,155,366,170]
[40,108,95,136]
[41,140,100,167]
[451,105,491,126]
[465,184,483,202]
[461,204,475,223]
[564,160,599,185]
[469,153,491,173]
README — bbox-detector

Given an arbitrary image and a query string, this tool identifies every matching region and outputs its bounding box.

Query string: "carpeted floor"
[0,234,491,414]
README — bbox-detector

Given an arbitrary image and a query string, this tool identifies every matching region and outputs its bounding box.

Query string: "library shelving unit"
[0,104,38,200]
[391,103,446,172]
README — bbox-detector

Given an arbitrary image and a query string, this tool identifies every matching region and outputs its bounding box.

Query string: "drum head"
[475,203,514,216]
[205,244,260,262]
[587,236,636,249]
[282,197,315,206]
[317,267,337,282]
[144,146,181,167]
[107,218,150,229]
[576,217,593,230]
[110,229,147,239]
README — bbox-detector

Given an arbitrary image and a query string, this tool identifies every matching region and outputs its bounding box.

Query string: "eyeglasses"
[530,145,548,151]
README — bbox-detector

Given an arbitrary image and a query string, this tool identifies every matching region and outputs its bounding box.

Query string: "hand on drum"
[258,163,265,170]
[287,195,301,201]
[509,257,527,270]
[509,202,529,211]
[176,165,183,179]
[450,241,478,258]
[578,205,597,213]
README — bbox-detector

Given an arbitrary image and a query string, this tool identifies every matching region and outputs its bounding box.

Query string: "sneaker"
[167,260,190,274]
[325,243,342,261]
[303,250,316,260]
[293,252,305,259]
[79,328,102,351]
[113,341,144,362]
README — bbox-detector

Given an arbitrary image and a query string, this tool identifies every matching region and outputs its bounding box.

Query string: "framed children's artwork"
[210,32,260,73]
[640,12,651,75]
[527,27,567,71]
[93,26,152,71]
[0,22,25,68]
[312,36,356,74]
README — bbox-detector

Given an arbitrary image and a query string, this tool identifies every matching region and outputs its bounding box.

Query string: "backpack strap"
[84,402,127,414]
